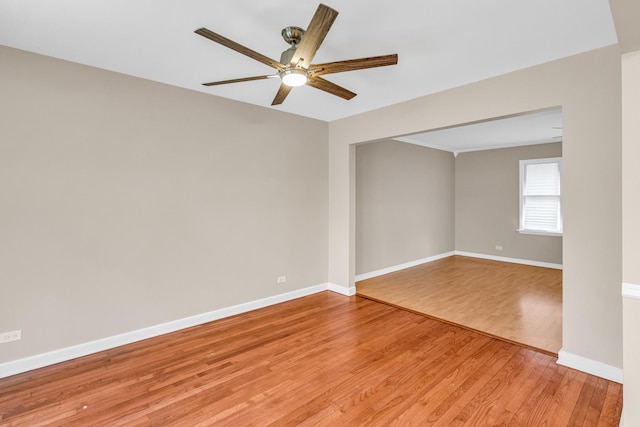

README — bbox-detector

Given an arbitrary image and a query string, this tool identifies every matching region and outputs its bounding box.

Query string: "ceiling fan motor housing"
[279,44,309,87]
[280,46,297,65]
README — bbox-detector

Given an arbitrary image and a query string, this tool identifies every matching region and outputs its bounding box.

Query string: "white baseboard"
[0,283,329,379]
[622,282,640,299]
[454,251,563,270]
[557,349,623,383]
[328,282,356,296]
[355,251,455,281]
[355,250,561,283]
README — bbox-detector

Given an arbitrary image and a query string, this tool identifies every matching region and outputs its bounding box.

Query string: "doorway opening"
[354,108,563,355]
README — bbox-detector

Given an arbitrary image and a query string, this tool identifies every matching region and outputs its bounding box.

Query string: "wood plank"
[539,365,589,426]
[357,255,562,355]
[567,374,599,425]
[0,292,620,426]
[597,381,624,426]
[584,378,614,425]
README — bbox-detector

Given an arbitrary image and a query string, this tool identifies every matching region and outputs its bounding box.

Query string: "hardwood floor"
[357,256,562,355]
[0,292,620,426]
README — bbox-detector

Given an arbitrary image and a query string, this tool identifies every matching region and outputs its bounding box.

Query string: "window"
[519,157,562,236]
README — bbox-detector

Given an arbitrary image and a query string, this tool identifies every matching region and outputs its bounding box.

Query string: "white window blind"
[519,158,562,235]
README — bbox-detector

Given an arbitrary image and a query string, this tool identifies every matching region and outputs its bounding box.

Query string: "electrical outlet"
[495,245,503,251]
[277,276,287,284]
[0,330,22,343]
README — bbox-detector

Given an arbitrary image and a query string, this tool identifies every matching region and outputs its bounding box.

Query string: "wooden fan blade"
[290,4,338,68]
[306,76,356,100]
[195,28,284,70]
[203,75,274,86]
[311,54,398,76]
[271,83,293,105]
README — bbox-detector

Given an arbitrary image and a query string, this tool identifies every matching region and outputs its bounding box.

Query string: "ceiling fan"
[195,3,398,106]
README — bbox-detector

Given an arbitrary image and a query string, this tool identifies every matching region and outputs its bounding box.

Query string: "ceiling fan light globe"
[281,68,308,87]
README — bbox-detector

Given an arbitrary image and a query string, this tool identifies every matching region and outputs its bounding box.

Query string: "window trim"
[518,157,563,237]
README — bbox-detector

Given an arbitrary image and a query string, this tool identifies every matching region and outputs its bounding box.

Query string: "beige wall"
[455,143,562,264]
[622,50,640,425]
[355,140,454,275]
[0,46,329,363]
[329,45,622,369]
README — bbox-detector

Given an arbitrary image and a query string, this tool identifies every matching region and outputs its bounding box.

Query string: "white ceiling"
[0,1,617,122]
[395,108,563,154]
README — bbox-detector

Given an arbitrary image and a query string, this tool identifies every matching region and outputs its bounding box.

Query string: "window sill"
[517,229,563,237]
